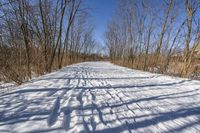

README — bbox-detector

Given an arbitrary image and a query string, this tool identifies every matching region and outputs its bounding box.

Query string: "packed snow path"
[0,62,200,133]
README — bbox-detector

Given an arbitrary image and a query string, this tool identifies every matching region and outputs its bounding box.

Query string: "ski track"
[0,61,200,133]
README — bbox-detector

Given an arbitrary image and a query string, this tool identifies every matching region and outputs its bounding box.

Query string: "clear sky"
[84,0,117,46]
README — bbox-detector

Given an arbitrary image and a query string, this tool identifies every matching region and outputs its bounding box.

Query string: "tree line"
[0,0,100,84]
[105,0,199,78]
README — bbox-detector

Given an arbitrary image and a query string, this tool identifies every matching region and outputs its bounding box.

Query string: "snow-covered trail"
[0,62,200,133]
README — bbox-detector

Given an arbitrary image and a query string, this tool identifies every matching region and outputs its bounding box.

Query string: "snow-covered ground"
[0,82,16,93]
[0,61,200,133]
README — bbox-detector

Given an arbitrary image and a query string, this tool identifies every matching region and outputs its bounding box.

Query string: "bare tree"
[182,0,199,77]
[155,0,173,65]
[105,0,199,79]
[0,0,98,84]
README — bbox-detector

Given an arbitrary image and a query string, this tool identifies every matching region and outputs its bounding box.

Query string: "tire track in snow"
[86,74,125,131]
[46,67,84,128]
[2,62,200,132]
[91,75,136,132]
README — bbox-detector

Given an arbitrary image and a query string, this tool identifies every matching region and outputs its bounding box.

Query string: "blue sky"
[84,0,117,46]
[83,0,166,46]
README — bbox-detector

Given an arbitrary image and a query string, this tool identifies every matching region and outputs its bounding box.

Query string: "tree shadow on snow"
[0,75,199,133]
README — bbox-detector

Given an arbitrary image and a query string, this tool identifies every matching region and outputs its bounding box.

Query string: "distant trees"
[0,0,98,84]
[105,0,200,78]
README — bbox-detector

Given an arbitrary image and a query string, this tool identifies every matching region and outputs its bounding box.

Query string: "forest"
[0,0,199,85]
[105,0,200,79]
[0,0,103,84]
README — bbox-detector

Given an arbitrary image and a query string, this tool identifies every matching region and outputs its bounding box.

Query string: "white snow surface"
[0,82,16,93]
[0,61,200,133]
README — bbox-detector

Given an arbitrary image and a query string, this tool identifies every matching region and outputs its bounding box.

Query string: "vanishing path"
[0,62,200,133]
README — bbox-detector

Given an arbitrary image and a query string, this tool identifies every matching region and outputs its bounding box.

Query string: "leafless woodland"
[0,0,199,85]
[0,0,102,84]
[105,0,199,79]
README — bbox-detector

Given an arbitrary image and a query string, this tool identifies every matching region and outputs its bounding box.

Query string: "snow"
[0,61,200,133]
[0,82,16,93]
